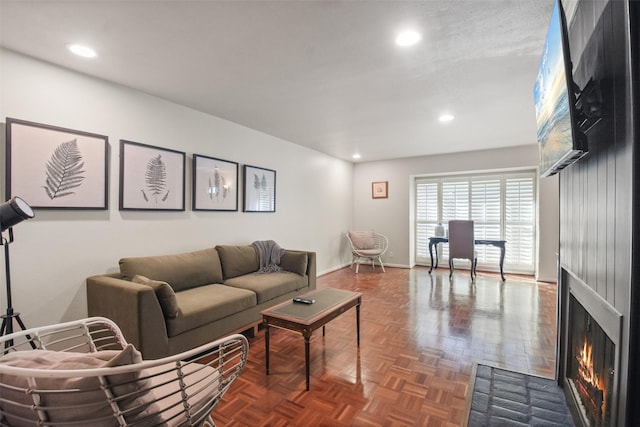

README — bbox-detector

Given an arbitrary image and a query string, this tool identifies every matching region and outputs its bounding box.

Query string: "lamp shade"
[0,197,34,232]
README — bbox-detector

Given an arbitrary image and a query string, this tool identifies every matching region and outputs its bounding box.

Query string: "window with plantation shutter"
[442,180,469,221]
[440,180,469,259]
[413,171,536,274]
[505,176,535,270]
[415,181,439,264]
[471,178,502,265]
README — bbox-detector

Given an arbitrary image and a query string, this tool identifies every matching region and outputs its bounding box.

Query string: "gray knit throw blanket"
[252,240,284,273]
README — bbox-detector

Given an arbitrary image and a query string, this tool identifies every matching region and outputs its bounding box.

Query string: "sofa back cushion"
[216,245,259,279]
[120,248,223,292]
[280,250,309,276]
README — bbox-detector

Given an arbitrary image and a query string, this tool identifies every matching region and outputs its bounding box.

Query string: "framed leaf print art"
[192,154,238,211]
[6,118,108,209]
[119,140,185,211]
[243,164,276,212]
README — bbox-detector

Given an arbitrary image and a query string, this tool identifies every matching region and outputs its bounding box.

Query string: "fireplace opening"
[567,296,615,427]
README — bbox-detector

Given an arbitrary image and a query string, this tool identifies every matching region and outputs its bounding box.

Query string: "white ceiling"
[0,0,554,163]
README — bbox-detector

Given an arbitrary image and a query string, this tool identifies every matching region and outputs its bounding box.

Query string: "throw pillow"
[349,231,376,250]
[280,251,308,276]
[0,345,164,426]
[133,275,180,318]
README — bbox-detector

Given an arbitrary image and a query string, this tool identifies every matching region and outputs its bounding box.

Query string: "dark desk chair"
[448,220,477,280]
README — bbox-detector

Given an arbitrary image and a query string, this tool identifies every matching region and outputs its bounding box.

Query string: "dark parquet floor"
[212,266,559,426]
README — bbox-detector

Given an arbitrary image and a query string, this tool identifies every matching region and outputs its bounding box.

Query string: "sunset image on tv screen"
[533,0,572,176]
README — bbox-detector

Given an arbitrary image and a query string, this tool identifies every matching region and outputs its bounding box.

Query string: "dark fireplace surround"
[561,270,622,427]
[557,1,640,425]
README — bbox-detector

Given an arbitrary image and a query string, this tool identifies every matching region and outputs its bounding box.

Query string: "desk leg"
[356,300,361,347]
[265,322,270,375]
[429,242,435,273]
[499,245,506,281]
[304,332,311,391]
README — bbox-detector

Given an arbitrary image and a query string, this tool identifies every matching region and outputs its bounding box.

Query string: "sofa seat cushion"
[167,284,256,337]
[120,248,223,292]
[224,272,307,304]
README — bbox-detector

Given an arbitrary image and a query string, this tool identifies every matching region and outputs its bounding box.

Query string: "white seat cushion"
[355,249,383,256]
[145,362,220,426]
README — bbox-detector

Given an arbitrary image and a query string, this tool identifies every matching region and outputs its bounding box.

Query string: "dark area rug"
[466,364,575,427]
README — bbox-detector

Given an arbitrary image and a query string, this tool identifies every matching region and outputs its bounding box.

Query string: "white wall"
[0,49,354,327]
[352,145,560,280]
[537,173,559,282]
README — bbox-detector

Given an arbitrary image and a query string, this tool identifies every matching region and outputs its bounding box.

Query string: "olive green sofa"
[87,245,316,359]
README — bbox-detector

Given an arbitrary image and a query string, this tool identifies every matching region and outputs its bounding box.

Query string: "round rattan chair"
[346,231,389,273]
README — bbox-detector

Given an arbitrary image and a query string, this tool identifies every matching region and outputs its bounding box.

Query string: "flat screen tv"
[534,0,587,178]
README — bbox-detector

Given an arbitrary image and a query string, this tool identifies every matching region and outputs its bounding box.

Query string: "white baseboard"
[318,262,411,277]
[318,263,351,277]
[380,262,411,269]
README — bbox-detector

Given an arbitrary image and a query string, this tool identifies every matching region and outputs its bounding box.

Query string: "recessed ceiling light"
[395,30,422,47]
[352,153,361,160]
[439,114,455,123]
[66,44,97,58]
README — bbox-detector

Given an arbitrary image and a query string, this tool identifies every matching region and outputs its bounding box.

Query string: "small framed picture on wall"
[372,181,388,199]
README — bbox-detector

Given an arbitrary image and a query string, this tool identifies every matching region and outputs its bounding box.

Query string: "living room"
[0,0,560,338]
[1,0,639,425]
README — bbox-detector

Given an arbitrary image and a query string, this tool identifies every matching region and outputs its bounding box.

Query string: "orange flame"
[577,337,606,421]
[579,339,600,388]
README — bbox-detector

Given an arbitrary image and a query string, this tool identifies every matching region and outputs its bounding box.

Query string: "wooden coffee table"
[261,288,362,390]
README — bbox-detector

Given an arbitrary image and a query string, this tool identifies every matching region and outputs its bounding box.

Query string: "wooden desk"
[428,237,507,281]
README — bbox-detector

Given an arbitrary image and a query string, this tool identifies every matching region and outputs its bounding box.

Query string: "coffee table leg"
[356,300,361,347]
[322,325,325,336]
[304,332,311,391]
[265,322,270,375]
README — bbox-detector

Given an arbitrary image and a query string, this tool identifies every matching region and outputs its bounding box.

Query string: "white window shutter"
[505,176,535,270]
[415,180,439,263]
[471,178,501,264]
[442,180,469,222]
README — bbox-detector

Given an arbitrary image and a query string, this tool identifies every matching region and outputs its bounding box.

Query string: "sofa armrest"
[306,251,317,290]
[86,274,168,359]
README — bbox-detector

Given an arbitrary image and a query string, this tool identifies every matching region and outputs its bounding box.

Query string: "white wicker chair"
[0,317,248,427]
[346,231,389,273]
